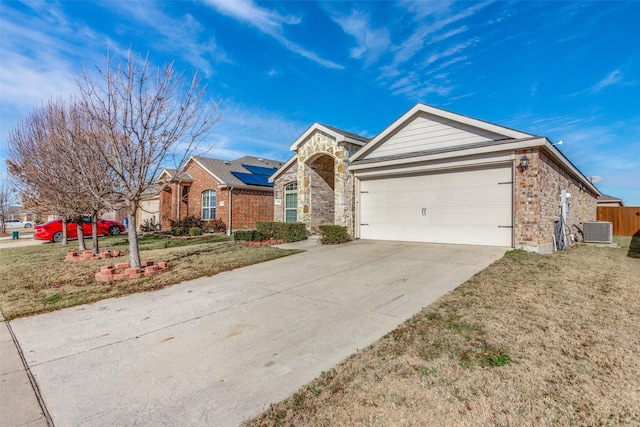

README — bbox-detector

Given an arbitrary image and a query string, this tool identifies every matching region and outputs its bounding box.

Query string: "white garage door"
[359,165,512,246]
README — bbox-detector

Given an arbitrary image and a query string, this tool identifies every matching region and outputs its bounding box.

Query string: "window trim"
[202,189,217,220]
[284,182,297,223]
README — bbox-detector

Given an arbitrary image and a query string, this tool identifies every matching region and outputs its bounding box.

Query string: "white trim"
[353,153,514,179]
[351,103,533,162]
[289,123,367,151]
[185,157,225,184]
[350,136,599,195]
[269,155,296,183]
[201,189,216,220]
[284,182,298,223]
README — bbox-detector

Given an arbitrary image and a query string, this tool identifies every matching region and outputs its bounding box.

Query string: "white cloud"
[388,72,454,98]
[330,9,390,65]
[428,26,469,44]
[591,69,623,92]
[205,100,308,161]
[203,0,343,69]
[422,38,478,67]
[101,2,226,76]
[567,69,626,97]
[392,1,491,66]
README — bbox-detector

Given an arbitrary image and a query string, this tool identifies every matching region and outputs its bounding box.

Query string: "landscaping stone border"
[236,239,287,247]
[65,250,122,262]
[94,261,170,282]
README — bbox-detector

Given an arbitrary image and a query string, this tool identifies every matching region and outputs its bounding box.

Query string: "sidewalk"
[0,313,49,427]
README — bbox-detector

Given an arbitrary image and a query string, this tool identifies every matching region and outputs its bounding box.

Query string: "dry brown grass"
[246,237,640,427]
[0,234,300,320]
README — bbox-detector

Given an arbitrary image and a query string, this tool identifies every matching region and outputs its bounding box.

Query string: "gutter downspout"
[227,187,233,236]
[176,179,182,221]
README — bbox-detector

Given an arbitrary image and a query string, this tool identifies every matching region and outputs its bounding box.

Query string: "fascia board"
[351,103,533,162]
[218,184,274,192]
[542,140,600,195]
[349,137,545,170]
[269,155,296,183]
[350,136,599,195]
[190,157,226,185]
[290,123,351,151]
[353,153,514,179]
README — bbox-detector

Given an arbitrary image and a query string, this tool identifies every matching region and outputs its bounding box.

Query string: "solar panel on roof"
[230,171,273,187]
[241,164,279,176]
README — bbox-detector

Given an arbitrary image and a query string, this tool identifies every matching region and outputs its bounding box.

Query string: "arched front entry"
[292,130,358,237]
[307,154,335,233]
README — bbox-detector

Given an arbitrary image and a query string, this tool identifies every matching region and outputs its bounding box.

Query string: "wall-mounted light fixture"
[518,155,530,171]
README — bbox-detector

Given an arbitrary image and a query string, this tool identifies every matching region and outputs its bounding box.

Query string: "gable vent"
[583,221,613,243]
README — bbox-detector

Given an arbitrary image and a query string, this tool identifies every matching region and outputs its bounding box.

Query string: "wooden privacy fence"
[597,206,640,236]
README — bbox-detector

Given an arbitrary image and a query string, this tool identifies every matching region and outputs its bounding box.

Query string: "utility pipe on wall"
[561,189,569,249]
[227,187,233,236]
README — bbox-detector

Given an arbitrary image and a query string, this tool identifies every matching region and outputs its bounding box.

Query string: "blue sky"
[1,0,639,205]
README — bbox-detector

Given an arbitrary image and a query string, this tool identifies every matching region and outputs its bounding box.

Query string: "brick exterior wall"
[160,187,174,228]
[273,161,298,223]
[514,148,598,253]
[308,154,335,232]
[158,160,275,232]
[229,189,274,230]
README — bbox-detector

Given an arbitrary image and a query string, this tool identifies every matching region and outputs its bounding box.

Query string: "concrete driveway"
[9,240,506,426]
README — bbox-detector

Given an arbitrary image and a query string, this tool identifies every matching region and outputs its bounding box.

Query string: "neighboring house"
[102,185,160,230]
[271,103,600,254]
[136,185,161,229]
[597,193,624,207]
[158,156,284,232]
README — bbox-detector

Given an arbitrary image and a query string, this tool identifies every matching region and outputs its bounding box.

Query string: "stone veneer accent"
[275,130,361,235]
[273,163,298,223]
[514,148,598,253]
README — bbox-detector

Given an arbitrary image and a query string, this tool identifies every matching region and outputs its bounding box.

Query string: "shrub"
[168,216,207,236]
[203,218,227,233]
[256,222,307,242]
[140,216,160,232]
[319,225,349,244]
[233,229,264,242]
[189,227,203,236]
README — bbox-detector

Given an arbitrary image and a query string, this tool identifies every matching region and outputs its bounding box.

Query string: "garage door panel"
[359,166,512,246]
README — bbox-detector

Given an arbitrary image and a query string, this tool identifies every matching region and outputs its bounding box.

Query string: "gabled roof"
[350,103,534,162]
[290,123,369,151]
[319,124,371,144]
[158,168,192,182]
[347,103,599,196]
[186,155,284,190]
[597,193,624,205]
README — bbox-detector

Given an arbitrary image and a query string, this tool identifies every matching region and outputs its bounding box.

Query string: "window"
[285,182,297,223]
[202,190,216,220]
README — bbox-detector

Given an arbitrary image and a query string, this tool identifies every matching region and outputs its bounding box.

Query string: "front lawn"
[0,233,301,320]
[246,237,640,426]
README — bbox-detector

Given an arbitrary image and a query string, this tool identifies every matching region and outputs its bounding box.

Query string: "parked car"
[2,219,35,229]
[34,217,127,242]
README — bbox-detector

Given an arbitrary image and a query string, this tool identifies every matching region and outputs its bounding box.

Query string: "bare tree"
[50,99,119,254]
[6,100,102,249]
[76,50,219,268]
[0,179,19,234]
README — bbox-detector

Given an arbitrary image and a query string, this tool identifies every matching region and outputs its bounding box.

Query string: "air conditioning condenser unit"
[583,221,613,243]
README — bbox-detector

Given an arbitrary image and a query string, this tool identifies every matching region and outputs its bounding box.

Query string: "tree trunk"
[61,218,68,245]
[76,220,86,251]
[92,213,99,255]
[127,211,141,268]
